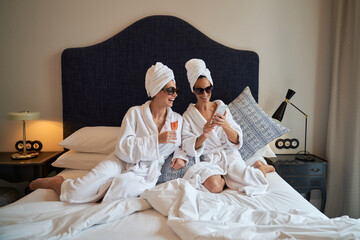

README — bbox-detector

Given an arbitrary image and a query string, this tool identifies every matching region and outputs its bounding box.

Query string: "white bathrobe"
[60,100,186,203]
[182,100,269,196]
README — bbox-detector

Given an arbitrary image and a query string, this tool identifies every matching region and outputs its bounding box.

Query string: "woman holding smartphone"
[182,59,274,195]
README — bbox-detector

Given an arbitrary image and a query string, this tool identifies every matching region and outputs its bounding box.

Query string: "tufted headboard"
[61,15,259,138]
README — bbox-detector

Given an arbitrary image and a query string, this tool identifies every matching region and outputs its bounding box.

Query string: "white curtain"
[325,0,360,218]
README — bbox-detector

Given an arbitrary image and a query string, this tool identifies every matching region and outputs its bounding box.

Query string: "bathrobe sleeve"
[182,115,206,158]
[172,147,189,162]
[114,106,160,164]
[222,107,243,150]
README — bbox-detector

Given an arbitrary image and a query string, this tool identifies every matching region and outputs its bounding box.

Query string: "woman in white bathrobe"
[182,59,274,196]
[30,62,187,203]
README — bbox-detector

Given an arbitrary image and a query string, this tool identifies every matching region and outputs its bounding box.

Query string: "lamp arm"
[286,99,309,156]
[286,99,308,117]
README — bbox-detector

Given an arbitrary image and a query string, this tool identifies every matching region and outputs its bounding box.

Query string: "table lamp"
[272,89,314,161]
[7,111,40,160]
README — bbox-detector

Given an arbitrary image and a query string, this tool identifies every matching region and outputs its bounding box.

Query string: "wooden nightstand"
[269,154,327,213]
[0,151,63,183]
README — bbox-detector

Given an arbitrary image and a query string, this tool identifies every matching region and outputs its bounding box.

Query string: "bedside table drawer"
[277,164,325,176]
[283,176,325,188]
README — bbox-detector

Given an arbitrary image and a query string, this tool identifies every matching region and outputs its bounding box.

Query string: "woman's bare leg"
[29,175,64,195]
[254,161,275,177]
[203,175,226,193]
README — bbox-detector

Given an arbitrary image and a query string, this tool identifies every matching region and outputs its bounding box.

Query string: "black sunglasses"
[163,87,180,95]
[193,86,213,95]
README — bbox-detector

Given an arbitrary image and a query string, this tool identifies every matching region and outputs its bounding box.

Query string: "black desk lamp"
[272,89,314,161]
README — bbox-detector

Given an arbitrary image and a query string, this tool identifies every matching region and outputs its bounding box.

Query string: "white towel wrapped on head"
[145,62,175,98]
[185,59,213,92]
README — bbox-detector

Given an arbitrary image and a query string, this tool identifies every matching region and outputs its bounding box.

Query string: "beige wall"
[0,0,332,157]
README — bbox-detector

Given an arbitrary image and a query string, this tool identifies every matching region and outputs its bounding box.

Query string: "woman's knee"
[203,175,225,193]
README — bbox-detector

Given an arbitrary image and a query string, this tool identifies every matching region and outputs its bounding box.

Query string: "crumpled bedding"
[1,178,359,240]
[142,179,360,240]
[0,198,151,240]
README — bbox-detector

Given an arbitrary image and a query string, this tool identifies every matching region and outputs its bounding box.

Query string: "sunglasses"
[193,86,213,95]
[163,87,180,95]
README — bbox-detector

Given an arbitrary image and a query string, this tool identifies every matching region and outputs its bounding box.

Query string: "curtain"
[325,0,360,218]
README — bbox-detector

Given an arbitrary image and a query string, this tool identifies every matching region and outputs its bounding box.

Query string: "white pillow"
[245,144,276,166]
[52,150,109,170]
[59,126,120,153]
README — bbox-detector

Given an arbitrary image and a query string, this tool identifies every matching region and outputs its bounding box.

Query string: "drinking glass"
[171,121,178,131]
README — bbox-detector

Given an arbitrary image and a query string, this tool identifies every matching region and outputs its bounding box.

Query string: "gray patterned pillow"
[228,86,288,161]
[157,154,195,184]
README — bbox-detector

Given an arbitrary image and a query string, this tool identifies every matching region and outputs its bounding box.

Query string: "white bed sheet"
[14,168,324,216]
[4,169,181,240]
[1,169,359,240]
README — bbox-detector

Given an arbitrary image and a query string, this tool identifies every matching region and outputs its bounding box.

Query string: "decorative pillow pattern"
[52,150,109,170]
[59,126,120,153]
[157,154,195,184]
[228,87,288,161]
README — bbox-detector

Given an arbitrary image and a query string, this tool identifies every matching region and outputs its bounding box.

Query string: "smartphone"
[215,104,227,116]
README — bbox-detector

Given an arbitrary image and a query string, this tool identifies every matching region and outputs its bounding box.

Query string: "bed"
[1,15,359,240]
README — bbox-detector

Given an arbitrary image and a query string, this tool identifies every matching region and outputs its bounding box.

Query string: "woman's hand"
[202,118,216,138]
[213,111,239,144]
[171,158,186,170]
[195,118,216,149]
[158,131,177,144]
[212,111,228,128]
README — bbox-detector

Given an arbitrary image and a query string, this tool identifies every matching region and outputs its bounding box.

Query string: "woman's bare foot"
[254,160,275,177]
[29,175,64,195]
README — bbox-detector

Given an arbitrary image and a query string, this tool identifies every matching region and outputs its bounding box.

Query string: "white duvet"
[1,177,360,240]
[143,179,360,240]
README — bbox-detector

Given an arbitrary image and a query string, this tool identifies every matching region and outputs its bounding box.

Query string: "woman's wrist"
[223,124,239,144]
[195,134,207,149]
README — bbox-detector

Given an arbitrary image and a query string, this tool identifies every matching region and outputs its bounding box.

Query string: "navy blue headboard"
[62,15,259,138]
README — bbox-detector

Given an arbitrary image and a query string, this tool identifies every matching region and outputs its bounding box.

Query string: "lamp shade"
[286,89,296,100]
[272,101,287,122]
[7,111,40,120]
[272,89,296,122]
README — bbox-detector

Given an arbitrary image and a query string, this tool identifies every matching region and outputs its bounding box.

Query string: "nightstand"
[269,154,327,213]
[0,151,63,183]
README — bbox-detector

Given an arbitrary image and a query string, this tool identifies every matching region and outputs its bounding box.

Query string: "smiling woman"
[155,81,179,109]
[181,58,275,195]
[29,62,188,203]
